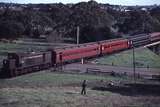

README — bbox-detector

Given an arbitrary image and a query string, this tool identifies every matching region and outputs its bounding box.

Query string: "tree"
[0,20,24,39]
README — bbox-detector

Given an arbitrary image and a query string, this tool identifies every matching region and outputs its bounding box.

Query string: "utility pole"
[77,26,80,45]
[132,45,136,84]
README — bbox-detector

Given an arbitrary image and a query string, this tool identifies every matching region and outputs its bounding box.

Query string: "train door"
[51,51,57,66]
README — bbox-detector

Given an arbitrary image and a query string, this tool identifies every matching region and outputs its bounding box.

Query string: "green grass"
[0,71,159,107]
[0,71,126,88]
[0,86,113,107]
[95,48,160,68]
[0,71,126,107]
[0,42,48,54]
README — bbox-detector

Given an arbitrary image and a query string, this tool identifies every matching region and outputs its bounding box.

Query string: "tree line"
[0,1,160,43]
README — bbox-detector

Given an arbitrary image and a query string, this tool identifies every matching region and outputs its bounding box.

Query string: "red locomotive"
[1,32,160,78]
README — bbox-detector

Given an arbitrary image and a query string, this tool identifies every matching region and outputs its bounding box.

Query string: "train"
[0,32,160,78]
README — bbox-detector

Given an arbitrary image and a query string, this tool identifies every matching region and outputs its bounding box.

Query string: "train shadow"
[92,83,160,96]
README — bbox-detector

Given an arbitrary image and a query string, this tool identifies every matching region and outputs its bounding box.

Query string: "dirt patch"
[92,83,160,96]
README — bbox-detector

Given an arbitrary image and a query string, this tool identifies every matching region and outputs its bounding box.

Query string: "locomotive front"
[1,51,52,78]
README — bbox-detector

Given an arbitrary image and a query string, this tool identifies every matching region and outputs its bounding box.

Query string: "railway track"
[63,63,160,79]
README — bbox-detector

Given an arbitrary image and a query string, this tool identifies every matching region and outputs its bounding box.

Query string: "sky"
[0,0,160,6]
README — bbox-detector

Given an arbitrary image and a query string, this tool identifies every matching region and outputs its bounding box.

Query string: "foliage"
[0,20,24,39]
[0,1,160,41]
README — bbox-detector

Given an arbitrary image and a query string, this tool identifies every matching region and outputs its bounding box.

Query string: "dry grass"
[1,86,160,107]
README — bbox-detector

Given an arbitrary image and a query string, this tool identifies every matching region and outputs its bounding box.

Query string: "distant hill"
[0,1,160,42]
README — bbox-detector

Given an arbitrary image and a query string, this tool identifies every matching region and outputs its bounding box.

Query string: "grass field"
[0,71,121,107]
[0,42,48,53]
[0,71,160,107]
[94,48,160,68]
[0,70,127,88]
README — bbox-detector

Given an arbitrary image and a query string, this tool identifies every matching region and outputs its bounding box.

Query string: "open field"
[93,48,160,68]
[0,42,49,54]
[0,70,128,89]
[0,71,160,107]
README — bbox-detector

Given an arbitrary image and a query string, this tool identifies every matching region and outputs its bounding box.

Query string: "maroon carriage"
[149,32,160,42]
[52,43,100,64]
[101,39,130,54]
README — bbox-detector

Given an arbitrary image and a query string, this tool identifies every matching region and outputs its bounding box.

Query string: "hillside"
[0,1,160,42]
[94,48,160,68]
[1,71,160,107]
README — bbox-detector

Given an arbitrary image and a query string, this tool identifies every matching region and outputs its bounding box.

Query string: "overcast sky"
[0,0,160,6]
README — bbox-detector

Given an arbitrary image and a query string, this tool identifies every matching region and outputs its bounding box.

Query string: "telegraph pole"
[132,45,136,84]
[77,26,83,64]
[77,26,80,45]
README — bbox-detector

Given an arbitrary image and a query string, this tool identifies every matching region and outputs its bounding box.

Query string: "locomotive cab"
[8,53,21,67]
[3,59,9,68]
[2,59,16,69]
[1,59,17,78]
